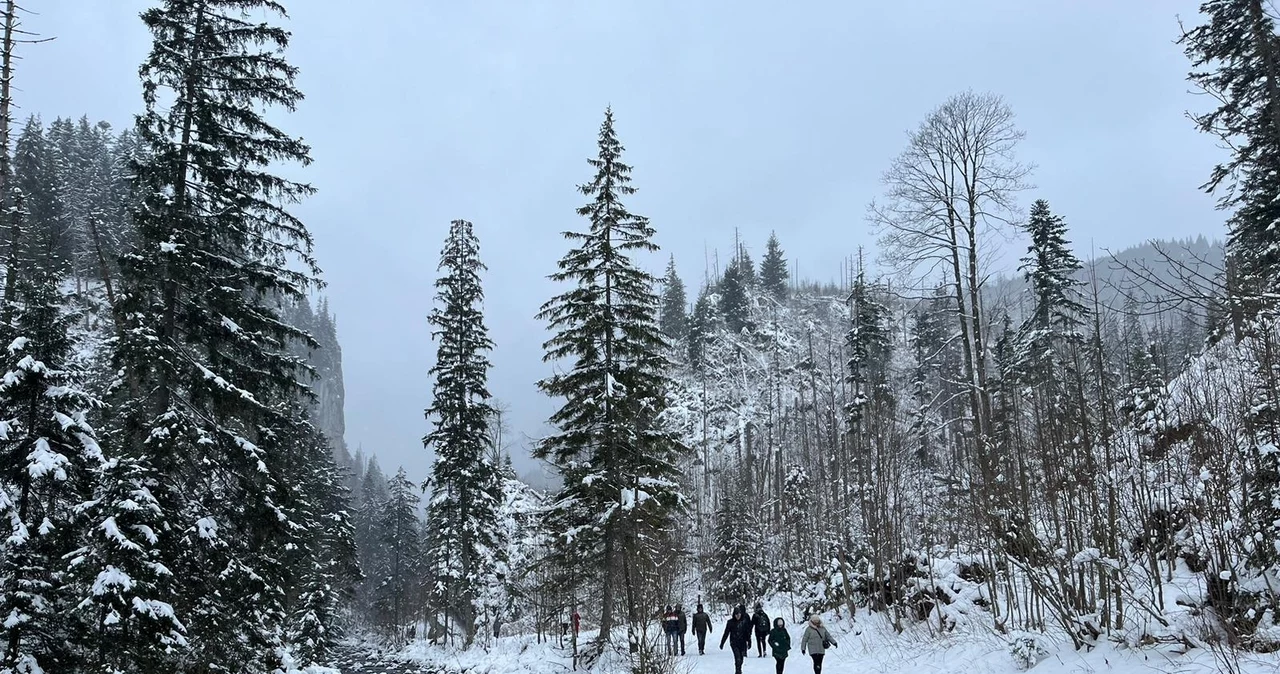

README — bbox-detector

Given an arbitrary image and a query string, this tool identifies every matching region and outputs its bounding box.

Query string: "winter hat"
[809,615,822,627]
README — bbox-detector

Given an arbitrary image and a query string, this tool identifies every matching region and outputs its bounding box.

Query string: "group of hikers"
[661,603,837,674]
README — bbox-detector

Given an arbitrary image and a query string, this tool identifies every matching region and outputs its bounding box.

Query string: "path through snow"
[346,613,1280,674]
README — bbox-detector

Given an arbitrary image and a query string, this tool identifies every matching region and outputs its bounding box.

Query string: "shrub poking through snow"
[1008,631,1050,670]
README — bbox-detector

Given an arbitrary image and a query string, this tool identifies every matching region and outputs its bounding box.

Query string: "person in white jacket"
[798,614,837,674]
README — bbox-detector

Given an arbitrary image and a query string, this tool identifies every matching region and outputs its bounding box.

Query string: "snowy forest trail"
[360,619,1280,674]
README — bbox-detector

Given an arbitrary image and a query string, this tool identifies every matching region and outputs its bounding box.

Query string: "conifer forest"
[7,1,1280,673]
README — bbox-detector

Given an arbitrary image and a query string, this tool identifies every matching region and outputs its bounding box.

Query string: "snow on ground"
[386,604,1280,674]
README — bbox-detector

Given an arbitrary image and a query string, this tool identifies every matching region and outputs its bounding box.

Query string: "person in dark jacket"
[691,604,712,655]
[662,605,680,655]
[768,617,791,674]
[675,605,688,655]
[719,605,754,674]
[751,602,770,657]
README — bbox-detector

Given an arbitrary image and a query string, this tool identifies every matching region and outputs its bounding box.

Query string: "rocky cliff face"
[285,297,355,475]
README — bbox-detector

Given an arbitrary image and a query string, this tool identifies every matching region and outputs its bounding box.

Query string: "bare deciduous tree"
[869,90,1032,476]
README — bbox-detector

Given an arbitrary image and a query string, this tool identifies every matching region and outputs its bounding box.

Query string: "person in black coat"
[691,604,712,655]
[751,602,770,657]
[721,606,747,674]
[719,605,754,674]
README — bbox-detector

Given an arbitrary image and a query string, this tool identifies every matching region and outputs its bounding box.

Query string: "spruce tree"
[1180,0,1280,317]
[709,487,766,606]
[0,240,101,673]
[273,418,359,666]
[659,254,688,343]
[844,268,891,428]
[736,243,756,288]
[11,118,64,274]
[759,232,788,302]
[371,469,422,640]
[1016,199,1088,381]
[718,258,751,335]
[534,108,685,645]
[422,219,505,645]
[908,307,946,465]
[687,286,716,371]
[107,1,323,669]
[1120,339,1168,444]
[353,458,389,621]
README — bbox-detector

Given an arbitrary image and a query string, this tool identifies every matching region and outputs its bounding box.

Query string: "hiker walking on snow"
[691,604,712,655]
[663,605,680,655]
[751,602,770,657]
[768,617,791,674]
[719,604,754,674]
[675,605,688,655]
[799,614,837,674]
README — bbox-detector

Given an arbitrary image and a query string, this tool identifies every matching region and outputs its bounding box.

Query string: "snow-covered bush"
[1007,631,1050,670]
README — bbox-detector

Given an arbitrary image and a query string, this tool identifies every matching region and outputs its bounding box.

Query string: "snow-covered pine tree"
[0,226,102,673]
[353,457,390,622]
[106,1,323,669]
[759,232,788,302]
[844,266,891,428]
[780,464,813,573]
[422,219,505,645]
[482,469,541,641]
[1016,200,1088,374]
[11,118,64,277]
[371,469,422,640]
[67,454,187,673]
[658,254,688,343]
[718,258,751,335]
[1180,0,1280,321]
[535,108,686,646]
[272,416,359,665]
[736,243,757,289]
[989,313,1022,461]
[69,118,129,300]
[1120,336,1168,446]
[907,305,946,466]
[708,472,766,607]
[686,285,717,371]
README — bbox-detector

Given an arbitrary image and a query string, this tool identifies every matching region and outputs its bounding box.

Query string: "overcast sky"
[25,1,1224,484]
